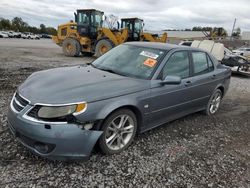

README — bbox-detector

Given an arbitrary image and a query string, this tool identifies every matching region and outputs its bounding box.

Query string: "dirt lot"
[0,39,249,187]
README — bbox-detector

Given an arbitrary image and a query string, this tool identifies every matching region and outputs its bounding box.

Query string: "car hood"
[18,65,150,105]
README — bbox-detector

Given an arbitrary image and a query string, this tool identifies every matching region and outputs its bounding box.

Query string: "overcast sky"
[1,0,250,32]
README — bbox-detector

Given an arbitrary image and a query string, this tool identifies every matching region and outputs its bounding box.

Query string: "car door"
[187,51,218,109]
[148,50,196,128]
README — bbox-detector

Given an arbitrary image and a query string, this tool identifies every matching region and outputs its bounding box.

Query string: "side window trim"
[206,54,215,71]
[188,50,194,77]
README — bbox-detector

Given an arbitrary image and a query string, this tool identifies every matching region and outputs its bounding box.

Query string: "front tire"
[94,38,114,57]
[204,89,222,115]
[98,109,137,155]
[62,38,81,57]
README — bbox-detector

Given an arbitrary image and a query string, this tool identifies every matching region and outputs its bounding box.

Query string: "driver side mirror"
[161,76,181,85]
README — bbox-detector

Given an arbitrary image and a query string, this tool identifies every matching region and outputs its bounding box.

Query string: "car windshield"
[238,48,245,51]
[92,44,166,79]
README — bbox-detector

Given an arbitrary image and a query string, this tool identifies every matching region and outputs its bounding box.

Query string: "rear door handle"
[184,81,192,87]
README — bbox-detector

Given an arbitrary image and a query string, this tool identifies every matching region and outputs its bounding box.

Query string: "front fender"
[95,98,141,120]
[75,91,149,123]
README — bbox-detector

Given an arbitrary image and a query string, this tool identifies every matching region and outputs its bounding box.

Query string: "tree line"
[165,26,227,33]
[0,17,57,35]
[164,26,242,37]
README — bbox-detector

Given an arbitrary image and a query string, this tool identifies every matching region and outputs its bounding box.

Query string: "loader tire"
[95,39,114,57]
[62,38,81,57]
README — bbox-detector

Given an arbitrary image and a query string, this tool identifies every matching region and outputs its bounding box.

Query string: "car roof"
[125,41,203,52]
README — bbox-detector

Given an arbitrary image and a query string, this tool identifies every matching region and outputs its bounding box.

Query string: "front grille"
[27,105,40,119]
[12,93,29,112]
[15,93,29,106]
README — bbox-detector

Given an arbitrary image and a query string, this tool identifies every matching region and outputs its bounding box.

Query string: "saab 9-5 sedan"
[8,42,231,160]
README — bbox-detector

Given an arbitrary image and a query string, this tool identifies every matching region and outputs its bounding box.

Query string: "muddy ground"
[0,39,249,187]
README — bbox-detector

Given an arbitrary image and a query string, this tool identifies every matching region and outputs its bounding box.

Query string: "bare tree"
[104,14,119,29]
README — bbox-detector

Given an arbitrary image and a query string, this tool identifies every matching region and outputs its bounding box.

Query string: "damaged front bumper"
[7,108,103,161]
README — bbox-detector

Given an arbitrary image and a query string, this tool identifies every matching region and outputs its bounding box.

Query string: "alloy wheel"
[105,115,135,151]
[209,92,222,114]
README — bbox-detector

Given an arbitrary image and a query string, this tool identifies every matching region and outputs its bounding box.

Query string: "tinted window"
[78,12,89,24]
[182,42,192,46]
[207,55,214,71]
[134,21,142,32]
[192,52,211,75]
[162,51,190,79]
[238,48,244,51]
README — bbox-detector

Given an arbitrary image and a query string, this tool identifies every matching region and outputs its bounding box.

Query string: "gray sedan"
[7,42,231,160]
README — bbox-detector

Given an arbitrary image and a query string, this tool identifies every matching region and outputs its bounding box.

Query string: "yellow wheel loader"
[52,9,128,57]
[52,9,167,57]
[120,18,167,43]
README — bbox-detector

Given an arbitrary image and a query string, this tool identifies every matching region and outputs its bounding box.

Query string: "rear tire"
[204,89,222,115]
[62,38,81,57]
[94,39,114,57]
[98,109,137,155]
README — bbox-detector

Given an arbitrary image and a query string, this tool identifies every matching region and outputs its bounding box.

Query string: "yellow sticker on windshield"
[143,58,157,68]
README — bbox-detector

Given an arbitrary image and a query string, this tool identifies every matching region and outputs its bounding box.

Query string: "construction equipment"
[52,9,128,57]
[120,18,167,42]
[202,27,227,40]
[52,9,167,57]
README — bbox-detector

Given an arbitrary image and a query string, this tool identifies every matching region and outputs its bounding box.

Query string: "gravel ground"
[0,39,249,187]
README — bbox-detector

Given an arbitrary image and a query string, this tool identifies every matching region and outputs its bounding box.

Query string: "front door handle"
[211,74,216,79]
[185,81,192,87]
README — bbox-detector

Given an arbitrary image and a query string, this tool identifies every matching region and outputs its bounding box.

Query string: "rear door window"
[192,51,212,75]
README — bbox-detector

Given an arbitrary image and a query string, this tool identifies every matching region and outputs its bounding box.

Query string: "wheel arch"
[96,104,143,133]
[99,28,119,45]
[216,85,225,97]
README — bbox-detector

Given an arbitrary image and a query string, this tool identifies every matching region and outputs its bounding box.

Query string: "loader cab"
[121,18,144,41]
[75,9,104,39]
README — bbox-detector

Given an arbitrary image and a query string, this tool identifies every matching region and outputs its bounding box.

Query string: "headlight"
[37,103,87,118]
